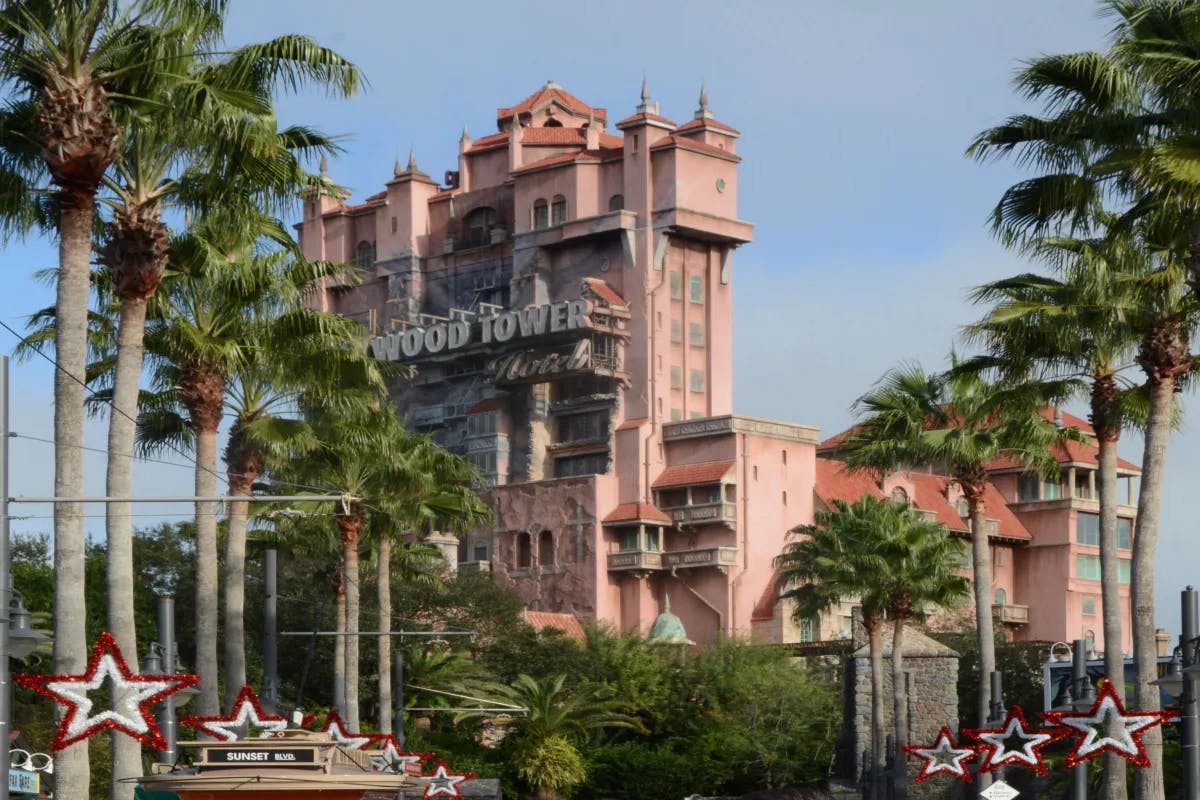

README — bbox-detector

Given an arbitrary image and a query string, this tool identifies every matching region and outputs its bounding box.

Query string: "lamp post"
[1154,587,1200,800]
[143,594,198,764]
[1050,639,1094,800]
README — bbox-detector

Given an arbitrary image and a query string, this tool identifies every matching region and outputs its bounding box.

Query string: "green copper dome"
[648,594,694,646]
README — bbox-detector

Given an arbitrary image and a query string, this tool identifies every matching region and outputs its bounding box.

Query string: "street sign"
[980,780,1019,800]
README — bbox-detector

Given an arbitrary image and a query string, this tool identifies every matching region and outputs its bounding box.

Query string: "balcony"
[662,546,738,571]
[993,603,1030,625]
[670,502,737,527]
[607,550,664,572]
[458,560,492,575]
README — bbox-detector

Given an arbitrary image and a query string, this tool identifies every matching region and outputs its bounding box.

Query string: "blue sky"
[1,0,1196,637]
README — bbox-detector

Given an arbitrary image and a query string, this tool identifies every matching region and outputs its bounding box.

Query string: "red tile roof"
[603,502,671,524]
[582,277,627,306]
[751,568,782,622]
[813,459,1031,541]
[986,439,1140,473]
[511,148,625,174]
[651,460,736,489]
[523,610,585,640]
[615,418,646,431]
[675,117,741,136]
[648,135,741,161]
[467,132,509,152]
[498,85,606,123]
[365,190,387,202]
[615,111,677,128]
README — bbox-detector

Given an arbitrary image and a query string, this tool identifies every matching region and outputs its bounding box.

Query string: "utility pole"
[1182,587,1199,800]
[0,356,13,800]
[156,595,178,765]
[261,548,279,710]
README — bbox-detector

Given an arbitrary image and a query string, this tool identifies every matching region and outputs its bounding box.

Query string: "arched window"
[356,241,375,269]
[517,533,532,569]
[463,206,496,248]
[538,530,555,566]
[956,497,970,517]
[543,118,563,127]
[1084,629,1096,654]
[532,199,549,229]
[551,195,567,226]
[890,487,908,504]
[608,194,625,212]
[994,588,1007,605]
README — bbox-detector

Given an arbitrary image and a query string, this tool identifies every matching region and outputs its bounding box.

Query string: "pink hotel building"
[297,82,1138,655]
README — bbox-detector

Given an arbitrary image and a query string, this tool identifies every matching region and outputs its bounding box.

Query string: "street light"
[6,587,46,661]
[1051,639,1093,800]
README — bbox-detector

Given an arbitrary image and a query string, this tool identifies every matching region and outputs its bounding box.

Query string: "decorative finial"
[394,156,402,177]
[511,112,521,130]
[641,77,650,103]
[319,154,328,176]
[460,122,471,141]
[695,82,713,120]
[407,146,417,171]
[545,78,560,90]
[664,592,671,613]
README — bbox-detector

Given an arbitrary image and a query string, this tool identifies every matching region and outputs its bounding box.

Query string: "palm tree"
[0,3,223,793]
[465,673,643,800]
[138,214,362,713]
[837,361,1072,738]
[966,226,1146,797]
[875,500,970,772]
[775,498,891,800]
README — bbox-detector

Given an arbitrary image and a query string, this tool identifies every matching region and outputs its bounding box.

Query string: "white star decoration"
[181,685,287,741]
[1041,680,1177,768]
[369,735,430,774]
[14,631,198,751]
[321,710,379,750]
[903,726,980,783]
[965,706,1064,775]
[423,761,472,799]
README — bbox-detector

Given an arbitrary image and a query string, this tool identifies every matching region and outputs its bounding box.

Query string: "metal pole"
[261,548,279,710]
[1071,639,1088,800]
[0,356,13,800]
[157,595,177,764]
[392,649,405,749]
[1183,586,1199,800]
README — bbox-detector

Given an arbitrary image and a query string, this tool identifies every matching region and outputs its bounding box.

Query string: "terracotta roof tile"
[603,502,671,524]
[675,117,741,136]
[649,135,741,161]
[814,459,884,505]
[365,190,387,202]
[615,111,677,128]
[582,277,627,306]
[523,610,585,640]
[751,568,781,622]
[498,85,605,123]
[615,418,646,431]
[511,148,622,174]
[986,439,1140,473]
[467,132,509,153]
[651,460,736,489]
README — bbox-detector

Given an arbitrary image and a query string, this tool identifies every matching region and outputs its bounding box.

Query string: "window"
[557,411,608,444]
[689,369,705,393]
[689,275,704,303]
[467,411,497,437]
[890,487,908,504]
[554,452,608,478]
[517,533,532,569]
[800,617,817,643]
[669,271,682,300]
[645,527,662,552]
[1119,559,1131,584]
[1085,630,1096,653]
[690,411,705,420]
[1077,512,1100,546]
[356,241,375,269]
[956,497,969,517]
[1118,517,1132,549]
[1082,596,1097,615]
[532,199,549,229]
[619,529,639,552]
[670,365,683,389]
[961,550,974,570]
[468,451,497,476]
[1076,554,1101,581]
[1017,474,1039,502]
[608,194,625,211]
[1043,479,1062,500]
[543,118,563,127]
[463,206,497,248]
[782,491,788,505]
[551,195,567,225]
[994,588,1007,605]
[689,322,705,346]
[782,450,787,465]
[538,530,555,566]
[1074,471,1094,499]
[670,319,683,343]
[670,408,682,421]
[391,216,398,234]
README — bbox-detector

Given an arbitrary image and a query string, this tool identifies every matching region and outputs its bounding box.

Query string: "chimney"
[458,124,472,192]
[508,113,523,172]
[585,110,600,150]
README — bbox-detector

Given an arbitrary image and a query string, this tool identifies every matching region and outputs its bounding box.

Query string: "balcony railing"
[458,560,492,575]
[606,550,664,572]
[992,603,1030,625]
[669,502,737,526]
[662,546,738,570]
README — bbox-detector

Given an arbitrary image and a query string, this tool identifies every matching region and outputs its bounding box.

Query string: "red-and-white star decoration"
[903,726,981,783]
[180,684,287,741]
[1041,679,1177,768]
[369,733,433,775]
[962,705,1066,775]
[319,709,384,750]
[423,759,473,799]
[14,631,199,751]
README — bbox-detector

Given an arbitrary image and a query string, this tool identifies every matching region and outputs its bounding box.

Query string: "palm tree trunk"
[377,534,393,734]
[106,295,148,800]
[966,497,997,726]
[867,617,885,800]
[339,514,364,729]
[1132,376,1175,800]
[334,569,347,717]
[223,473,253,707]
[1096,424,1127,800]
[193,422,221,715]
[52,201,92,800]
[891,617,907,786]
